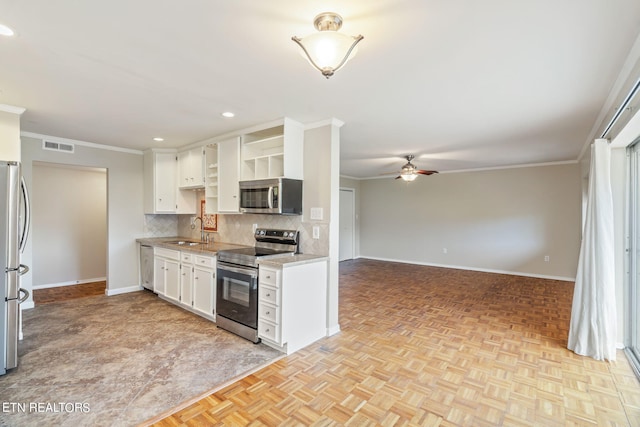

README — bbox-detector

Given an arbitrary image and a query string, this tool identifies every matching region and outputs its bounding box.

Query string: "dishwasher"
[140,245,154,291]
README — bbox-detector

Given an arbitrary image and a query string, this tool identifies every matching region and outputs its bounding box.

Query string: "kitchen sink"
[167,240,206,246]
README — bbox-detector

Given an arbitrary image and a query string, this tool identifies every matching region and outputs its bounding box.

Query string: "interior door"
[339,189,355,261]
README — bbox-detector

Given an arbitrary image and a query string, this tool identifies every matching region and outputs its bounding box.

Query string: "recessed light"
[153,137,164,142]
[221,112,235,118]
[0,24,14,37]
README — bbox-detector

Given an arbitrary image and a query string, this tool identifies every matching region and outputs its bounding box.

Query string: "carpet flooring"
[0,290,282,426]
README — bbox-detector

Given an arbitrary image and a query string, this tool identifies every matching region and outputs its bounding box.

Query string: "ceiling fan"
[385,155,438,181]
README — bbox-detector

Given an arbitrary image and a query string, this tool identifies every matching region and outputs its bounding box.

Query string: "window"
[625,140,640,377]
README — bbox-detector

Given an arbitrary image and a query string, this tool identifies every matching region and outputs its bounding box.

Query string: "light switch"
[313,226,320,239]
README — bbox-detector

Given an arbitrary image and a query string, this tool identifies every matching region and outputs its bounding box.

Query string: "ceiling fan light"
[401,172,418,182]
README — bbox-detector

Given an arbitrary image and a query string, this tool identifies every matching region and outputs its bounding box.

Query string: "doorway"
[339,188,355,261]
[30,162,107,303]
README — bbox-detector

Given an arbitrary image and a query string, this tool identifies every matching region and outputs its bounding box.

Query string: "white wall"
[21,135,145,301]
[359,163,582,280]
[32,163,107,288]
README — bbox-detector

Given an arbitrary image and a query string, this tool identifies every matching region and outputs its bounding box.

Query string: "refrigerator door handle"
[17,264,29,276]
[18,288,29,304]
[19,176,30,253]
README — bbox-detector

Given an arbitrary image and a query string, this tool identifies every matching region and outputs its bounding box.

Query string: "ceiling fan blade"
[416,170,438,175]
[394,175,401,180]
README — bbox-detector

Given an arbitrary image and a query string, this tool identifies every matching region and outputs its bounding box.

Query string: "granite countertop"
[136,236,249,255]
[257,254,328,268]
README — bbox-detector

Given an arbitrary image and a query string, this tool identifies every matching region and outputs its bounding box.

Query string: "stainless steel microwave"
[239,178,303,215]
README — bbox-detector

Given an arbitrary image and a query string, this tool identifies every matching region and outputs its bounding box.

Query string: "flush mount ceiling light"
[0,23,14,37]
[221,111,235,118]
[292,12,363,79]
[153,137,164,142]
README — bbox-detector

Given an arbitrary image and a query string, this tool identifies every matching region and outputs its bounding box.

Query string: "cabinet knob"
[265,328,270,333]
[266,275,271,279]
[195,276,199,280]
[266,311,270,315]
[266,293,271,297]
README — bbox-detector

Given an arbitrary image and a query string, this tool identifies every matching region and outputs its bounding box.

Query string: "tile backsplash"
[177,213,329,256]
[144,214,178,236]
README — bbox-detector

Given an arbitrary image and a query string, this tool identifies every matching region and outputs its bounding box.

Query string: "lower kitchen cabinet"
[154,247,180,298]
[193,261,216,318]
[178,252,216,321]
[257,259,327,354]
[179,252,194,308]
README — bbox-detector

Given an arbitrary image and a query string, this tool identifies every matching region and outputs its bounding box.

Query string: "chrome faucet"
[191,216,207,243]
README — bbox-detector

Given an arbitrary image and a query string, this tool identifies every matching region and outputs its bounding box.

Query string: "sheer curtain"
[568,139,617,361]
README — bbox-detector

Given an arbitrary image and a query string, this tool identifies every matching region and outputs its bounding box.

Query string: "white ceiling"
[1,1,640,178]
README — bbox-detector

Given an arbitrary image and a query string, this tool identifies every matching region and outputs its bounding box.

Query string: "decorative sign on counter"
[200,200,218,231]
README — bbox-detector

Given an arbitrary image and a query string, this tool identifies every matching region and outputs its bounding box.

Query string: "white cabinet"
[258,259,327,354]
[179,252,194,307]
[193,255,216,318]
[144,150,177,214]
[144,149,196,214]
[178,252,216,320]
[178,147,205,189]
[241,118,304,181]
[154,247,181,298]
[218,137,241,213]
[204,145,219,214]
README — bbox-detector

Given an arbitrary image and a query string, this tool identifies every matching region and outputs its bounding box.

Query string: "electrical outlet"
[313,226,320,239]
[252,223,258,232]
[190,216,196,225]
[544,255,550,262]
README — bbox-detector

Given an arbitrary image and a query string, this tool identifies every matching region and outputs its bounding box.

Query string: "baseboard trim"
[106,285,143,296]
[358,256,576,282]
[33,277,107,290]
[327,324,341,336]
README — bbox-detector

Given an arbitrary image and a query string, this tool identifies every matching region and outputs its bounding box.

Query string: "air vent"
[42,140,75,153]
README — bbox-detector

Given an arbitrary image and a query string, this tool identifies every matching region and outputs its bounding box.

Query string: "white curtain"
[568,139,617,361]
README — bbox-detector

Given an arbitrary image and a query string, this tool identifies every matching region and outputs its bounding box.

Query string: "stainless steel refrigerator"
[1,161,30,375]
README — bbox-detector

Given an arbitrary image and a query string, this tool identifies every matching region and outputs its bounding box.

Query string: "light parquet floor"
[149,259,640,426]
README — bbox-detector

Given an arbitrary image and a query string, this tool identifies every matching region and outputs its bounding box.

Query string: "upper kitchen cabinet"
[204,144,218,214]
[240,118,303,181]
[177,147,205,189]
[144,149,177,214]
[217,137,241,213]
[144,149,196,214]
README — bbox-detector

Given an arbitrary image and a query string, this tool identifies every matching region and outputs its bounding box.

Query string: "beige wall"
[359,163,582,280]
[32,163,107,288]
[21,136,145,301]
[0,107,23,161]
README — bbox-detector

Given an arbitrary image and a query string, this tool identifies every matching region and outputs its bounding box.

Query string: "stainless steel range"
[216,228,298,343]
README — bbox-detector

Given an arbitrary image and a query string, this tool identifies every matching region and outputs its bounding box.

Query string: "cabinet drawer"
[155,247,180,260]
[259,303,279,324]
[258,320,280,343]
[260,268,279,287]
[180,252,193,264]
[194,255,215,269]
[259,285,279,305]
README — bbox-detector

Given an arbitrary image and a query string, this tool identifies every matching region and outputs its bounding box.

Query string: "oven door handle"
[218,264,258,279]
